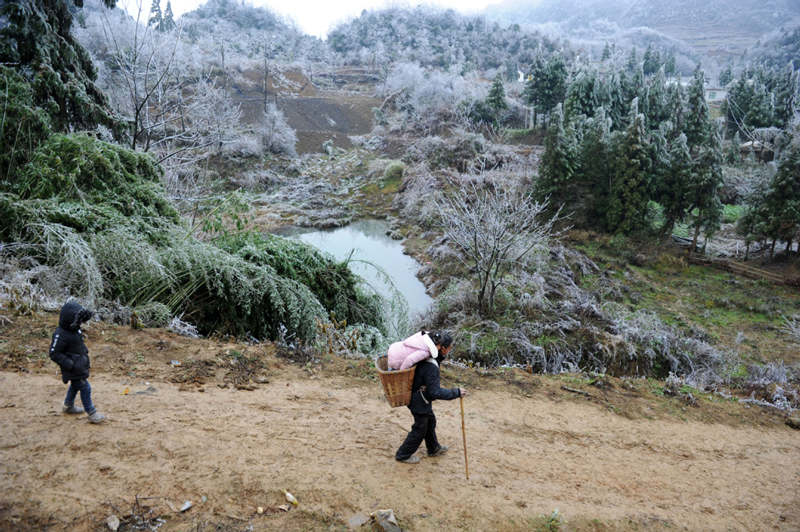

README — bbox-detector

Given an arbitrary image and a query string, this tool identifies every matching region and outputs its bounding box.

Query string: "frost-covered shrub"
[383,161,405,180]
[405,130,488,172]
[261,103,297,157]
[134,301,171,328]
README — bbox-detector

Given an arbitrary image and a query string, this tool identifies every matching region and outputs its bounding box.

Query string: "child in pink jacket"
[387,330,442,370]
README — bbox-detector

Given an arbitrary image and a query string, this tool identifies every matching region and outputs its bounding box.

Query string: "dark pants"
[396,412,440,460]
[65,379,95,415]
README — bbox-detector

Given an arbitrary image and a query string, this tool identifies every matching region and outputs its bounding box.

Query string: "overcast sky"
[124,0,504,39]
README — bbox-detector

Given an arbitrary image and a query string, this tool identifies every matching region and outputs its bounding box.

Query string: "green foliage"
[383,161,405,180]
[0,0,121,135]
[606,105,651,234]
[0,66,53,183]
[536,105,577,204]
[15,133,179,230]
[134,301,171,328]
[214,231,385,332]
[485,74,508,115]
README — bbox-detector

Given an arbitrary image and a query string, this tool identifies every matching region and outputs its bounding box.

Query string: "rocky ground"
[1,313,798,531]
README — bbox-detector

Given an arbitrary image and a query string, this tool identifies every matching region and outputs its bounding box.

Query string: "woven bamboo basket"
[376,355,415,407]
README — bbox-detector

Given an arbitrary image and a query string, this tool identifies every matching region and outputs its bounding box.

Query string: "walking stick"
[460,395,469,480]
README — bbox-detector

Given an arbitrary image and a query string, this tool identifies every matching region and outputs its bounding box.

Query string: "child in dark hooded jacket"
[49,301,106,423]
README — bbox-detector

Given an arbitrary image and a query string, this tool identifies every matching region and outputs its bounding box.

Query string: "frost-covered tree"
[161,1,175,32]
[537,104,577,205]
[437,180,560,317]
[607,99,651,234]
[260,103,297,157]
[486,74,508,114]
[564,69,598,122]
[147,0,162,28]
[659,133,692,237]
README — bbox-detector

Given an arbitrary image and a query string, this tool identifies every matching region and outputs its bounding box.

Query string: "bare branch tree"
[436,178,562,316]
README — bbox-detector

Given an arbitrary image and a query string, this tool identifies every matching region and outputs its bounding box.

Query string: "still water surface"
[282,219,433,319]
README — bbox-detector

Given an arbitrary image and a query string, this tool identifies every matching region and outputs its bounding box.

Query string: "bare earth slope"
[0,317,798,531]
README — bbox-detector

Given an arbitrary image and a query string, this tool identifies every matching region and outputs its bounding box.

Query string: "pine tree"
[761,142,800,254]
[687,131,724,252]
[645,67,668,128]
[718,65,733,87]
[772,63,799,128]
[486,74,508,115]
[606,99,651,234]
[684,66,711,153]
[161,0,176,32]
[664,53,677,77]
[658,133,692,236]
[537,104,578,206]
[578,108,613,221]
[643,45,661,76]
[602,42,611,61]
[148,0,162,28]
[626,47,638,73]
[564,69,597,121]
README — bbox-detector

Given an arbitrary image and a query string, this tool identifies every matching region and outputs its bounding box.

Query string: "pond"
[279,219,433,320]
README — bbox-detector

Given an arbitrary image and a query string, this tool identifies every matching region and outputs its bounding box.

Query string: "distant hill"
[486,0,800,60]
[327,6,569,73]
[179,0,329,62]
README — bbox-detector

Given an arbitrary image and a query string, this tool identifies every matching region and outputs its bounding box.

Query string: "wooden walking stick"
[460,395,469,480]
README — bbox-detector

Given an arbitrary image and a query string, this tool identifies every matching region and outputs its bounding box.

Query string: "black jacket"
[408,359,461,414]
[49,302,91,383]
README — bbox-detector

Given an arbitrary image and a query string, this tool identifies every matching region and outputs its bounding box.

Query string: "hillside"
[1,313,799,531]
[486,0,800,58]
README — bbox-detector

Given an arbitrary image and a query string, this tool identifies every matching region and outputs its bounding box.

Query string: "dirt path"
[1,363,798,531]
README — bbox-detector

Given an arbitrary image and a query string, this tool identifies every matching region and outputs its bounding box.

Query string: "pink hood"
[387,331,438,370]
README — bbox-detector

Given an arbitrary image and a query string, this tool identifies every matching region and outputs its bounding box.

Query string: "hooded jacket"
[49,301,92,383]
[407,358,461,415]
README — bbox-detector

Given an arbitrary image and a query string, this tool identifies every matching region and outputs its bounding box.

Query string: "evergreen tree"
[537,104,577,206]
[643,45,661,76]
[606,99,651,234]
[687,131,724,252]
[625,47,638,73]
[665,79,685,139]
[602,42,611,61]
[148,0,162,28]
[578,108,613,221]
[725,131,743,165]
[684,66,711,153]
[564,69,597,121]
[486,74,508,115]
[664,52,677,77]
[659,133,692,236]
[161,0,176,32]
[718,65,733,86]
[761,142,800,253]
[772,63,798,129]
[645,67,668,128]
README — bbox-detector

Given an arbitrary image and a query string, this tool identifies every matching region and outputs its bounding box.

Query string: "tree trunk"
[691,224,701,254]
[770,239,776,258]
[745,241,750,261]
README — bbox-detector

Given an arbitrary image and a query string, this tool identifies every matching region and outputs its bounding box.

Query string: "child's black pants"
[396,412,440,460]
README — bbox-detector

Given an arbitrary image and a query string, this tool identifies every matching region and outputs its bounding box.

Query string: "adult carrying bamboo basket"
[376,355,415,407]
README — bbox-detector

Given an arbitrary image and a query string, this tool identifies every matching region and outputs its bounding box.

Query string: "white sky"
[128,0,504,39]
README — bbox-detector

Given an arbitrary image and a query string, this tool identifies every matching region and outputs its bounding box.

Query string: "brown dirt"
[0,313,798,531]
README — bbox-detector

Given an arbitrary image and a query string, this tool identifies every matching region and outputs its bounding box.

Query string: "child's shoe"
[396,455,420,464]
[87,411,106,424]
[428,445,448,457]
[62,404,85,414]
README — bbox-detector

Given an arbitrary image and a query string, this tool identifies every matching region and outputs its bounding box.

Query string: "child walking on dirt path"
[49,301,106,424]
[395,331,467,464]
